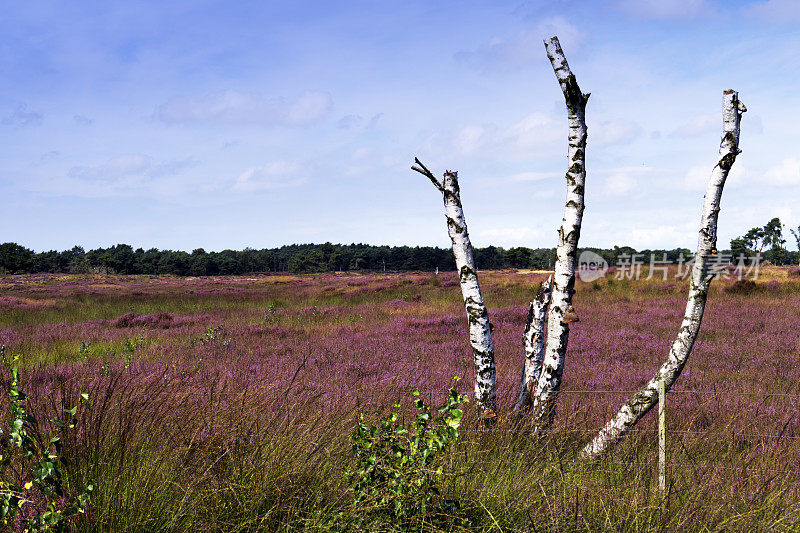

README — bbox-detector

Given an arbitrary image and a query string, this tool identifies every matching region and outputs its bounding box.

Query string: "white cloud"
[284,92,332,125]
[684,164,711,191]
[453,124,493,155]
[617,0,714,20]
[684,162,750,190]
[670,113,718,138]
[475,226,543,246]
[30,155,198,198]
[727,163,751,188]
[342,149,402,177]
[535,16,584,49]
[774,204,795,225]
[746,0,800,22]
[747,115,764,135]
[598,166,657,196]
[603,173,637,195]
[472,169,559,187]
[351,147,371,161]
[504,113,561,151]
[428,113,641,162]
[68,154,151,182]
[67,154,198,191]
[337,113,382,130]
[504,171,557,183]
[531,188,557,199]
[432,112,563,159]
[593,120,643,146]
[762,158,800,186]
[157,90,332,126]
[233,162,306,192]
[337,114,361,129]
[455,17,583,72]
[498,111,572,154]
[627,225,692,248]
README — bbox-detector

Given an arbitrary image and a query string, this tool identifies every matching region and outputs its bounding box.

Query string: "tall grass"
[1,270,800,530]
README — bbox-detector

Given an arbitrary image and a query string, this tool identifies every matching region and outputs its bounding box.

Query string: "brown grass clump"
[724,279,758,294]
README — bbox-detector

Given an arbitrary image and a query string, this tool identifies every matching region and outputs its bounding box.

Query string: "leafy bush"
[198,325,230,347]
[344,384,468,526]
[0,346,93,531]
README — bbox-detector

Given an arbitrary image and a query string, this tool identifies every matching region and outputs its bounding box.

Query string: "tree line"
[0,242,794,276]
[1,218,797,275]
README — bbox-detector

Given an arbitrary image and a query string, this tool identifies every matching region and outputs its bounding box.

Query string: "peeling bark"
[532,37,589,426]
[412,159,498,415]
[581,90,746,460]
[515,276,553,413]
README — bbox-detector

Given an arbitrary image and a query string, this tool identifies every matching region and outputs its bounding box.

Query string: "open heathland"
[2,269,800,531]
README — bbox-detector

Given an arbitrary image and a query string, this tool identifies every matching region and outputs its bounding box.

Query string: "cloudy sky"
[2,0,799,252]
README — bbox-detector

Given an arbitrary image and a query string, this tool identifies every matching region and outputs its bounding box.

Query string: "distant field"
[2,269,800,531]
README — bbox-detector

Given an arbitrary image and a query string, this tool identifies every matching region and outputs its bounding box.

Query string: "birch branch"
[581,90,746,460]
[532,36,589,426]
[515,276,553,413]
[412,160,498,417]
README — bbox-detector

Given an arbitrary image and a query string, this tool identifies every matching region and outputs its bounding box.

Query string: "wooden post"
[658,378,666,497]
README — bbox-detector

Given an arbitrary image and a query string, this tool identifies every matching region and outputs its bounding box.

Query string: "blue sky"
[2,0,799,252]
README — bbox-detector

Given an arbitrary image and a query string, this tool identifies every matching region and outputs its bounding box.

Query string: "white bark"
[582,90,746,460]
[515,276,552,413]
[532,37,589,425]
[412,159,498,416]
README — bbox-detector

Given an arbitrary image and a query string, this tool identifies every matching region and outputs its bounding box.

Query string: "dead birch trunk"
[582,90,746,460]
[412,159,498,416]
[531,37,589,425]
[515,276,552,413]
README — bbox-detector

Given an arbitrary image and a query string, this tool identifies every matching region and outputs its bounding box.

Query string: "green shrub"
[344,384,467,526]
[0,346,92,532]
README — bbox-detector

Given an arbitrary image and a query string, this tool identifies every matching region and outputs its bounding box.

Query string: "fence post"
[658,378,666,497]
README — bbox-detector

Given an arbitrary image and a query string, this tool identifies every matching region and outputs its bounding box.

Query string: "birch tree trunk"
[582,90,746,460]
[531,37,589,425]
[412,159,498,416]
[515,276,552,413]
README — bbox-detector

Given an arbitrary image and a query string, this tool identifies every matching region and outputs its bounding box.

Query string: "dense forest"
[0,238,796,276]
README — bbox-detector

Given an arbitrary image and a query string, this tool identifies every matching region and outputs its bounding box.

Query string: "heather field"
[2,269,800,531]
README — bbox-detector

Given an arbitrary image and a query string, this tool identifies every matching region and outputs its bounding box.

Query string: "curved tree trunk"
[412,160,498,416]
[582,90,746,460]
[515,276,552,413]
[532,37,589,426]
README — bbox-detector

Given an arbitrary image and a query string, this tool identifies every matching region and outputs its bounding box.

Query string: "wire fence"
[37,373,800,482]
[38,371,800,451]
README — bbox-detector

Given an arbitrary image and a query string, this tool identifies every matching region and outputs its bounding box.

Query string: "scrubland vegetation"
[2,269,800,531]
